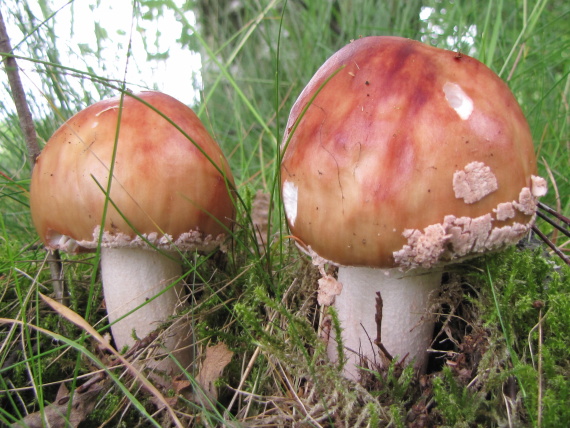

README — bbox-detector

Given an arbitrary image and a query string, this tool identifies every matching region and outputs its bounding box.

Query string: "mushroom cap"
[281,36,545,269]
[31,91,235,253]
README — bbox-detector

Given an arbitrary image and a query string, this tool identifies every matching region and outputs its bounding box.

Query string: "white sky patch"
[419,6,477,55]
[0,0,202,119]
[282,180,298,227]
[443,82,474,120]
[419,6,433,21]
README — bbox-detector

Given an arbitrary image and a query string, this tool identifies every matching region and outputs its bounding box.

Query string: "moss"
[432,366,489,427]
[467,246,570,425]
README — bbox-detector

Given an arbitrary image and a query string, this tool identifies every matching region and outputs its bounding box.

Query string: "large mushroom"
[30,91,235,373]
[280,36,546,379]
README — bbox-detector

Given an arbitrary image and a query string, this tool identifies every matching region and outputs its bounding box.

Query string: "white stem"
[100,247,193,373]
[327,266,441,380]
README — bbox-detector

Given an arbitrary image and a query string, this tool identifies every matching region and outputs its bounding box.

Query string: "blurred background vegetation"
[1,0,568,426]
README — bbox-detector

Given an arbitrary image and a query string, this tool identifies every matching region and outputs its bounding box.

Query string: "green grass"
[1,0,569,426]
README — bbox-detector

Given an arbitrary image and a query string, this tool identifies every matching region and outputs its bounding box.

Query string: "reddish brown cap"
[31,91,235,253]
[281,37,545,269]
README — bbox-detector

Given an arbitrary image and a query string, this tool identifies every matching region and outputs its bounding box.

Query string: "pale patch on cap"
[443,82,474,120]
[282,180,299,227]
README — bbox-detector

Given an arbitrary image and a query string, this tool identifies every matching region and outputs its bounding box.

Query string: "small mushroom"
[280,36,546,379]
[30,91,235,374]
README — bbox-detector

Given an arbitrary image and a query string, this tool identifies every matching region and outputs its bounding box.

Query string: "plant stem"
[0,9,41,164]
[0,9,68,305]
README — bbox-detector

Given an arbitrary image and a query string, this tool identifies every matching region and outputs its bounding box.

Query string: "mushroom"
[280,36,546,379]
[30,91,235,373]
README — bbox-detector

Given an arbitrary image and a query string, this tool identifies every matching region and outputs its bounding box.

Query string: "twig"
[47,251,68,305]
[373,291,393,362]
[0,9,40,164]
[538,202,570,227]
[541,160,562,243]
[507,43,525,82]
[534,202,570,265]
[537,306,543,428]
[536,211,570,238]
[0,10,69,304]
[532,225,570,266]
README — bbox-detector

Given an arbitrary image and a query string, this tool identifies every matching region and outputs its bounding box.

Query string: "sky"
[1,0,203,119]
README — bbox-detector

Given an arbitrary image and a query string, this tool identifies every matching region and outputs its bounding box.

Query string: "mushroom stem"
[328,266,442,380]
[100,247,193,372]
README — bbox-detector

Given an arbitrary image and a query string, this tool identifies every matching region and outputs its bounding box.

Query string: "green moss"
[433,366,488,427]
[469,246,570,425]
